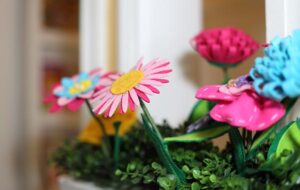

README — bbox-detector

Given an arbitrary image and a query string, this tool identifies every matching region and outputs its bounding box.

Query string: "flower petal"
[121,92,129,113]
[210,91,285,131]
[67,99,85,111]
[135,89,150,103]
[109,95,122,117]
[129,89,140,106]
[58,97,74,106]
[196,85,236,102]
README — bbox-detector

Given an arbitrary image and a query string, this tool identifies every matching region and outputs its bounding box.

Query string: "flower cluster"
[250,30,300,101]
[191,27,259,66]
[195,76,285,131]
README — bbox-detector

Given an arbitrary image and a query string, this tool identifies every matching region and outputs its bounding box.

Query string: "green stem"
[139,101,186,188]
[229,127,245,173]
[222,67,230,82]
[246,131,253,150]
[140,100,163,140]
[85,100,111,158]
[113,121,121,171]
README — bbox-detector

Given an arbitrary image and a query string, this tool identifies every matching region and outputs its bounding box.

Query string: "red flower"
[191,27,259,65]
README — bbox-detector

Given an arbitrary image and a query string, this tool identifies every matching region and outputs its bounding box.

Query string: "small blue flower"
[55,72,100,99]
[250,30,300,101]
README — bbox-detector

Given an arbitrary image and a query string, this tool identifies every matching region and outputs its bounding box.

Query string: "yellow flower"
[79,110,137,145]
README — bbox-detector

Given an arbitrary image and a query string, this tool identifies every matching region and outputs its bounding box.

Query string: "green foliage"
[164,125,230,144]
[52,120,300,189]
[268,121,300,158]
[187,100,210,123]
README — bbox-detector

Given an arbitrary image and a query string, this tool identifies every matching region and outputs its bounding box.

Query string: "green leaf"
[164,125,230,144]
[268,121,300,159]
[229,128,245,173]
[188,100,210,123]
[247,127,275,160]
[157,175,177,190]
[191,182,201,190]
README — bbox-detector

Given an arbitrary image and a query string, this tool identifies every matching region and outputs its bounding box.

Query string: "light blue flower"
[55,72,100,99]
[250,30,300,101]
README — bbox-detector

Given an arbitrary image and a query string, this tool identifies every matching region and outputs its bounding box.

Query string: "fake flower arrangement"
[50,27,300,190]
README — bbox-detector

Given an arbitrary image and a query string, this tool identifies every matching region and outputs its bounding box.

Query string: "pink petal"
[141,84,160,94]
[210,91,285,131]
[89,68,102,77]
[195,85,236,102]
[146,60,170,71]
[53,86,63,94]
[97,96,116,114]
[144,73,169,81]
[129,89,140,106]
[109,95,122,117]
[50,103,63,113]
[128,93,135,111]
[219,84,252,95]
[58,97,74,106]
[121,92,129,113]
[152,78,169,83]
[44,94,57,103]
[134,85,154,95]
[67,99,85,111]
[140,79,164,86]
[92,93,113,111]
[135,89,150,103]
[142,59,159,71]
[144,66,171,75]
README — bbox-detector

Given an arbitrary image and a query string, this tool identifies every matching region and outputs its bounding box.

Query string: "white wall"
[265,0,300,119]
[117,0,202,126]
[0,0,25,189]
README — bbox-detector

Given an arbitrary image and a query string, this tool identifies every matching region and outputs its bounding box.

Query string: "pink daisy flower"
[44,68,102,112]
[91,58,172,117]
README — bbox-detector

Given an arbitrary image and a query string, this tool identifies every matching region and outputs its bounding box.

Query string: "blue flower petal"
[250,29,300,101]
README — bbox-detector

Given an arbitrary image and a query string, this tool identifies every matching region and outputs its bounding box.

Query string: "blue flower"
[250,30,300,101]
[55,72,100,99]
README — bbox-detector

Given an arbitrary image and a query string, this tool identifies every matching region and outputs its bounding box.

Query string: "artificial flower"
[191,27,259,66]
[44,69,101,112]
[195,76,285,131]
[92,58,172,117]
[250,30,300,101]
[79,110,137,145]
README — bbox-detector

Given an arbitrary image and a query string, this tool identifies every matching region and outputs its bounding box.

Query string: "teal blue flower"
[55,72,100,99]
[250,30,300,101]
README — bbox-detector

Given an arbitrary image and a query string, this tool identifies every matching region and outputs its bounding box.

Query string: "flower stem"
[113,121,121,171]
[223,67,230,82]
[139,100,163,140]
[139,99,186,188]
[85,100,111,157]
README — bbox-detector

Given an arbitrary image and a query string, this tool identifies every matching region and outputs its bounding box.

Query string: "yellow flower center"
[69,80,92,95]
[111,70,144,94]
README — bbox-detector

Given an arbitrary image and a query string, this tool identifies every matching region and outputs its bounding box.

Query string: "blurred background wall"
[0,0,25,190]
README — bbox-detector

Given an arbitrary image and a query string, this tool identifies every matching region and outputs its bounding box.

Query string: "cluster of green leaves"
[116,146,300,190]
[51,119,300,189]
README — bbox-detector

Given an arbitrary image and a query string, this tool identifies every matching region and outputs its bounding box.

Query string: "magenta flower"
[44,69,102,112]
[191,27,259,66]
[195,77,285,131]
